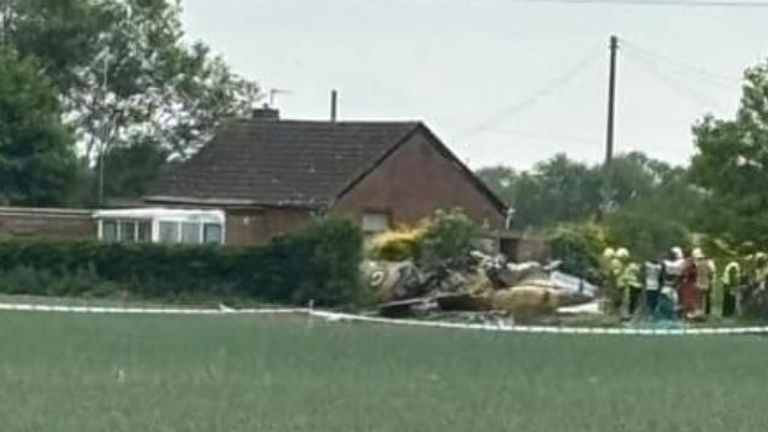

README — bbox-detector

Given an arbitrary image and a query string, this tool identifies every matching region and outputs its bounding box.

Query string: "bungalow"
[143,108,508,245]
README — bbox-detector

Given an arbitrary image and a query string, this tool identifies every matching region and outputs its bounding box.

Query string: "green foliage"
[2,0,261,202]
[98,140,170,201]
[367,209,482,266]
[416,209,483,267]
[690,62,768,247]
[479,152,702,233]
[0,46,78,206]
[604,211,689,262]
[0,218,365,306]
[478,155,601,228]
[549,222,608,285]
[479,151,704,261]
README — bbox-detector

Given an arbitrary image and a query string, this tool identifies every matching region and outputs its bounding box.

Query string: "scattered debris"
[491,286,567,322]
[366,249,602,322]
[379,298,435,318]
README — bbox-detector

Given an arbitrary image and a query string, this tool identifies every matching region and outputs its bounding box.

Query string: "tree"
[2,0,260,201]
[691,61,768,246]
[479,152,702,260]
[0,47,77,206]
[478,154,602,229]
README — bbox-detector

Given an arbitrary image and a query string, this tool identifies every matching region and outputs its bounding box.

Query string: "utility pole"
[600,35,619,218]
[605,35,619,166]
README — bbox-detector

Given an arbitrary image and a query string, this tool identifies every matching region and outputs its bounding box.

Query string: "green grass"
[0,311,767,431]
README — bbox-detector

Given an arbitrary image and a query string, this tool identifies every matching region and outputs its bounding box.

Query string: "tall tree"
[0,47,77,205]
[2,0,260,201]
[691,61,768,246]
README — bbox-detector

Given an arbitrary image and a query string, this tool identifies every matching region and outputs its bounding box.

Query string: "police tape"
[0,302,306,315]
[1,302,767,336]
[307,310,768,336]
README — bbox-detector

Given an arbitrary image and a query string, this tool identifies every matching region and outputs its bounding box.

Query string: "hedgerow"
[0,218,364,306]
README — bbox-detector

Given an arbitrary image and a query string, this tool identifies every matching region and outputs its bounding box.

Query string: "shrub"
[549,222,608,285]
[0,218,365,306]
[417,209,483,268]
[369,225,427,261]
[367,209,483,269]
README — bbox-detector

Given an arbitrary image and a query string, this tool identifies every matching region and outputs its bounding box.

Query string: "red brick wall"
[225,207,313,246]
[0,207,96,241]
[332,131,505,230]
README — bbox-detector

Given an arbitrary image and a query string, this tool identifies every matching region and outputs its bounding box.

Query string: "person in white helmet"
[693,248,716,316]
[659,247,685,319]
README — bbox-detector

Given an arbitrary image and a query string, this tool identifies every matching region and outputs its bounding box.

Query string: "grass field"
[0,311,766,432]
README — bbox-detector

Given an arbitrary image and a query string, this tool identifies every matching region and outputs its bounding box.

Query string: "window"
[137,221,152,242]
[159,221,179,244]
[102,220,118,242]
[362,212,391,233]
[181,222,201,244]
[120,221,137,242]
[203,223,223,244]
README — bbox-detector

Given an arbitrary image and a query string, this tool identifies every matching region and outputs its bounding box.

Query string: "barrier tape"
[1,302,767,336]
[0,303,306,315]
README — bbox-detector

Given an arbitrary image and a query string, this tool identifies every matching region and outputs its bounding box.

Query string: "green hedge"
[0,218,365,306]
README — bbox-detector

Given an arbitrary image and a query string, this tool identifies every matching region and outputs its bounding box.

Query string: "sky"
[180,0,768,170]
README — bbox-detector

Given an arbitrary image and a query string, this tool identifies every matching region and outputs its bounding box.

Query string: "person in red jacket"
[678,249,699,318]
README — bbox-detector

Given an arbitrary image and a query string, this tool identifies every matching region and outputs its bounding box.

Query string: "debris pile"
[363,251,599,322]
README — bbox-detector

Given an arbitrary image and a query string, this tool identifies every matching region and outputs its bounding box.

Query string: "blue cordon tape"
[0,303,765,336]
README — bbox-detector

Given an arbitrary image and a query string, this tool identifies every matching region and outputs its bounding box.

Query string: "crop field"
[0,311,766,432]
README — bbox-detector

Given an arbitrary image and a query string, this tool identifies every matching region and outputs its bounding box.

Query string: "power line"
[625,49,726,109]
[622,40,737,87]
[497,0,768,8]
[455,47,602,140]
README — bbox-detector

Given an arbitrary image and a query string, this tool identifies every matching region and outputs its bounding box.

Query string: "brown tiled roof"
[148,120,421,208]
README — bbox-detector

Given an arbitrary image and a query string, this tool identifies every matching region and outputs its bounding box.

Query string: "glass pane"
[159,222,179,244]
[362,213,390,233]
[203,224,222,244]
[120,221,137,242]
[137,221,152,242]
[181,222,200,244]
[102,220,118,242]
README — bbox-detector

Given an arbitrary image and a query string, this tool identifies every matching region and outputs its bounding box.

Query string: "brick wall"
[225,207,313,246]
[332,130,506,230]
[0,207,96,241]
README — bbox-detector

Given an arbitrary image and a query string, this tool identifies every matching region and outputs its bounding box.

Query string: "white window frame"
[98,218,152,243]
[95,208,226,245]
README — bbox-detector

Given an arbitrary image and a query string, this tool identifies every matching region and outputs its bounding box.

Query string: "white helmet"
[615,248,630,260]
[671,247,684,260]
[603,247,616,259]
[692,248,705,259]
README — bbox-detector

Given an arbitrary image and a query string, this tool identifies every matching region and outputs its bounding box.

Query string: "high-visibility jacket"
[618,262,641,291]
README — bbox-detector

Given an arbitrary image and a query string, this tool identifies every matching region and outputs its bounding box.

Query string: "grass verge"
[0,311,767,431]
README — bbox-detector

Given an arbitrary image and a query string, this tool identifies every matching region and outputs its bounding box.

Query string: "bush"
[417,209,482,268]
[549,222,608,285]
[369,226,427,261]
[366,209,483,269]
[0,218,365,306]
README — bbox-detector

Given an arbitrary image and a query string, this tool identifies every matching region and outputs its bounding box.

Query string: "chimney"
[330,90,338,123]
[252,103,280,121]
